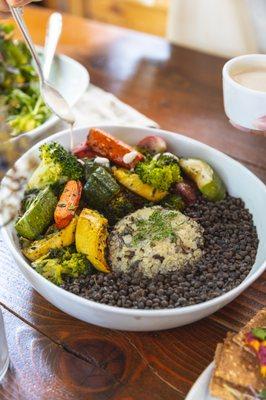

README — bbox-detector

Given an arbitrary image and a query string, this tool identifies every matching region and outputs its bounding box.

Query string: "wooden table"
[0,7,265,400]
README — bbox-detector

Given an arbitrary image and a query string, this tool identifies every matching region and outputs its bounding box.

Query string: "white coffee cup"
[223,54,266,130]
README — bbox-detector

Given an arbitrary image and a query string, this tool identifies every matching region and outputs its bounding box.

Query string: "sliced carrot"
[54,180,82,229]
[86,128,144,169]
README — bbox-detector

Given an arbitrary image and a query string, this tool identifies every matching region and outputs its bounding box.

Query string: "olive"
[174,181,197,205]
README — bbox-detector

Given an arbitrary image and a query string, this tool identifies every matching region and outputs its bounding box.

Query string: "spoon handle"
[43,12,62,80]
[10,6,45,84]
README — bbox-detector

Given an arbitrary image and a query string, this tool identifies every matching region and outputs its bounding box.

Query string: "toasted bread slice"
[212,334,264,392]
[210,309,266,399]
[210,376,254,400]
[233,308,266,351]
[214,342,224,368]
[210,377,254,400]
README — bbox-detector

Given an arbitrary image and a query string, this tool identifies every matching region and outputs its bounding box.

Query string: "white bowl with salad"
[0,24,89,139]
[1,125,266,331]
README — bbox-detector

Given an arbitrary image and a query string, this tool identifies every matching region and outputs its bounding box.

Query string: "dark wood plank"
[1,307,188,400]
[0,238,230,398]
[1,308,118,400]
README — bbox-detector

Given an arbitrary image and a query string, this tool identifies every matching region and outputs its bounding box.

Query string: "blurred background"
[39,0,266,57]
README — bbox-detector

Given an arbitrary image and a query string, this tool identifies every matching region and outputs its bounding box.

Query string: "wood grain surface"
[0,7,265,400]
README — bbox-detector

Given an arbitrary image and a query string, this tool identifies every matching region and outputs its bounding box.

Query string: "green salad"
[0,24,51,137]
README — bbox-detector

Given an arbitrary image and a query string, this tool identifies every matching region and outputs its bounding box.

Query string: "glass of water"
[0,308,9,382]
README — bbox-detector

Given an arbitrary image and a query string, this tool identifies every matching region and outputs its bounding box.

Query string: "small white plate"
[12,47,89,140]
[186,362,218,400]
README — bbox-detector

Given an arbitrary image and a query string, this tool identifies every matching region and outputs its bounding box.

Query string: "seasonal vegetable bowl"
[1,125,266,331]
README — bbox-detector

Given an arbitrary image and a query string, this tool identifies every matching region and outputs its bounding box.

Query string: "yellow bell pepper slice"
[112,168,167,202]
[75,208,110,273]
[22,216,78,262]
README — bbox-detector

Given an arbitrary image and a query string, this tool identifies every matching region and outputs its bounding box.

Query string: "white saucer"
[186,362,219,400]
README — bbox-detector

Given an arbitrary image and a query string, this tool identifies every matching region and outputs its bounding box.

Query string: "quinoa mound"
[107,206,204,277]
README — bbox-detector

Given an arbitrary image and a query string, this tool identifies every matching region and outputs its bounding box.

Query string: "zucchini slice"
[84,166,120,209]
[179,158,226,201]
[15,187,57,240]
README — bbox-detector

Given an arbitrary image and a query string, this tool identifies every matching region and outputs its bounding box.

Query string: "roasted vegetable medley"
[16,128,227,286]
[0,24,51,136]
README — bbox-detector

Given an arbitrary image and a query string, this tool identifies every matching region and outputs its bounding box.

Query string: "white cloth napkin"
[54,84,159,132]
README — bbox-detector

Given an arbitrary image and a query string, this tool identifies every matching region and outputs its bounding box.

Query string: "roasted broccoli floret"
[96,182,149,225]
[28,142,84,189]
[33,257,63,285]
[135,153,182,191]
[62,251,92,277]
[32,246,93,285]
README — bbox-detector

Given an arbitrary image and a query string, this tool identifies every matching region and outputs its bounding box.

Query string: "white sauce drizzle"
[123,150,139,164]
[69,122,75,152]
[163,152,179,161]
[153,152,179,161]
[41,84,76,152]
[94,157,110,168]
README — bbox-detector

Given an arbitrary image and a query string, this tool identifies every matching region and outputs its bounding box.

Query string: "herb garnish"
[132,209,180,246]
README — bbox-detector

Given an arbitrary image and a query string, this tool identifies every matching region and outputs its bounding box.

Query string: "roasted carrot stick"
[86,128,144,169]
[54,180,82,229]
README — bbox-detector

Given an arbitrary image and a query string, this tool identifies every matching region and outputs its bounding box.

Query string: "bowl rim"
[2,124,266,317]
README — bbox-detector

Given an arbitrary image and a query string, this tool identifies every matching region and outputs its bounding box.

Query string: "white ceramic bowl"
[13,47,89,140]
[1,125,266,331]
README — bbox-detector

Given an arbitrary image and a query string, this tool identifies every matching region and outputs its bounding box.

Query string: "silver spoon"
[43,12,62,80]
[10,7,75,125]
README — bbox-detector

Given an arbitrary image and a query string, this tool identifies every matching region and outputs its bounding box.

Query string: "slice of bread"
[210,376,254,400]
[211,334,264,391]
[209,308,266,399]
[233,308,266,352]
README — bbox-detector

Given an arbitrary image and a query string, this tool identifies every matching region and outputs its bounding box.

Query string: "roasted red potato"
[137,136,167,154]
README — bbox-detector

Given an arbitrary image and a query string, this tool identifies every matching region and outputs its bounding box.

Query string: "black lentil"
[61,195,259,309]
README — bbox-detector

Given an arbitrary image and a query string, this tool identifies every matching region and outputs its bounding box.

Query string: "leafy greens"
[0,24,51,136]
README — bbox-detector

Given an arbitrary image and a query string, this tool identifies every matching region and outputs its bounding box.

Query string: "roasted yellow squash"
[112,168,167,202]
[22,216,78,262]
[75,209,110,273]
